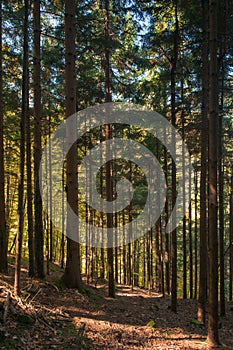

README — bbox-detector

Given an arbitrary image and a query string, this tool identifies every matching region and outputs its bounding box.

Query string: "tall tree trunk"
[0,0,7,274]
[229,166,233,301]
[218,85,225,316]
[189,165,193,299]
[156,142,163,294]
[104,0,115,298]
[60,164,65,269]
[100,148,105,279]
[26,1,34,275]
[33,0,44,278]
[194,170,198,299]
[26,105,34,277]
[63,0,82,290]
[218,0,227,318]
[207,0,220,345]
[164,133,170,295]
[198,0,208,324]
[181,85,187,300]
[14,0,28,295]
[171,0,179,313]
[49,115,53,262]
[115,213,118,283]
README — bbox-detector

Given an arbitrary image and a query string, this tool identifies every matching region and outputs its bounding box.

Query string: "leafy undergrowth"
[0,261,233,350]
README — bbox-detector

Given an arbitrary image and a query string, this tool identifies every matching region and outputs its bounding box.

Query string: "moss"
[82,285,102,301]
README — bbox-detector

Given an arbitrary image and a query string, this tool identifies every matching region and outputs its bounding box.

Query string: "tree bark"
[163,131,170,295]
[189,165,193,299]
[198,0,208,324]
[194,170,198,299]
[26,102,34,277]
[63,0,82,290]
[229,166,233,301]
[218,0,227,318]
[0,0,7,274]
[181,83,187,300]
[207,0,220,345]
[171,0,179,313]
[103,0,115,298]
[14,0,29,295]
[33,0,44,278]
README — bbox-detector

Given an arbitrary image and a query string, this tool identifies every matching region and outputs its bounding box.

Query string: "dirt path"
[0,265,233,349]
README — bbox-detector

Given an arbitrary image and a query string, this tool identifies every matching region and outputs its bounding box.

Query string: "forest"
[0,0,233,349]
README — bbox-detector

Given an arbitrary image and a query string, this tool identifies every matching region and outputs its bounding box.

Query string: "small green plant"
[191,319,204,328]
[147,319,155,328]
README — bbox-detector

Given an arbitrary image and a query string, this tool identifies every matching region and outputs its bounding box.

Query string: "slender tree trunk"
[63,0,82,290]
[218,93,225,316]
[160,219,165,296]
[189,166,193,299]
[156,221,162,293]
[181,87,187,299]
[123,212,126,285]
[134,240,139,287]
[60,164,65,269]
[26,109,34,277]
[147,229,152,292]
[229,166,233,301]
[0,1,7,273]
[33,0,44,278]
[0,0,7,274]
[171,0,179,313]
[194,170,198,299]
[164,134,170,295]
[100,147,105,279]
[115,213,118,283]
[156,143,163,294]
[49,115,53,262]
[104,0,115,298]
[198,0,208,324]
[14,0,28,295]
[207,0,220,345]
[218,0,226,317]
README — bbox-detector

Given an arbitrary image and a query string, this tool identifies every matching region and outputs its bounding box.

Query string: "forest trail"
[0,261,233,350]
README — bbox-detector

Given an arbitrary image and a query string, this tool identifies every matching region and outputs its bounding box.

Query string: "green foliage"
[146,319,155,328]
[1,0,233,303]
[191,319,204,328]
[82,285,102,301]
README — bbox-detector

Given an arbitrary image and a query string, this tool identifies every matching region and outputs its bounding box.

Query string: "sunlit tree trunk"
[0,0,7,274]
[14,0,29,294]
[26,106,34,277]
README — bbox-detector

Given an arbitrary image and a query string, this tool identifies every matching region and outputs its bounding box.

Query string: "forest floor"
[0,259,233,350]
